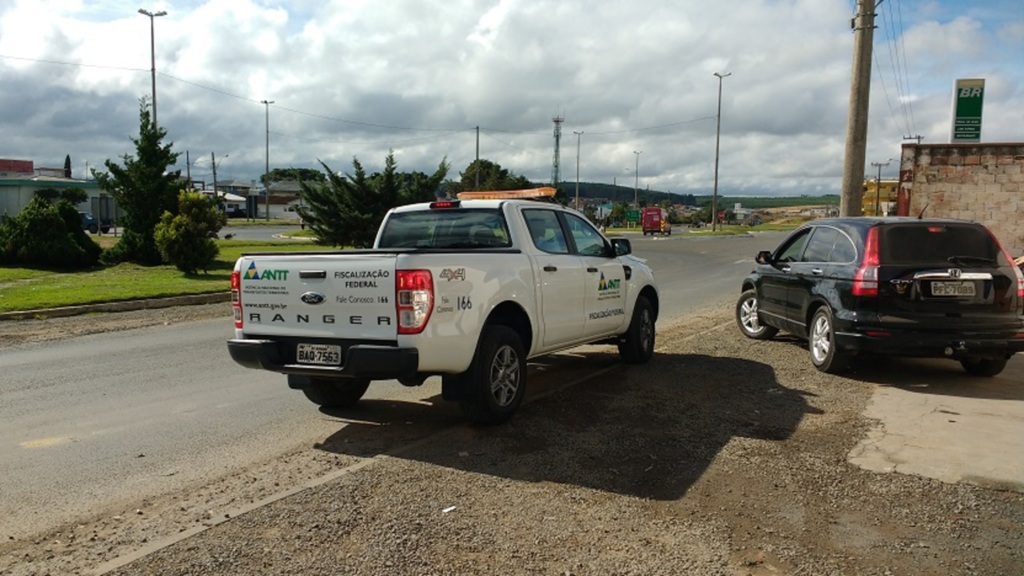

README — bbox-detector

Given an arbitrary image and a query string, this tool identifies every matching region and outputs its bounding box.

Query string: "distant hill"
[549,181,839,209]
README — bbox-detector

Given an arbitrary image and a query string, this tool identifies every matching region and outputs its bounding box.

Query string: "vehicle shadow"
[768,334,1023,401]
[316,350,822,501]
[846,356,1024,401]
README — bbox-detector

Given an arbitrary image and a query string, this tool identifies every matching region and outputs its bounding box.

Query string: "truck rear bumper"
[227,338,419,380]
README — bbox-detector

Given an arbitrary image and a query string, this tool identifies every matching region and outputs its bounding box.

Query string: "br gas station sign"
[951,78,984,143]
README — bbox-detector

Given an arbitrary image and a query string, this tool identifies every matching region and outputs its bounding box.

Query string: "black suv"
[736,218,1024,376]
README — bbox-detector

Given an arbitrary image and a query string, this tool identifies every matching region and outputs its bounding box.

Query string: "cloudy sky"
[1,0,1022,197]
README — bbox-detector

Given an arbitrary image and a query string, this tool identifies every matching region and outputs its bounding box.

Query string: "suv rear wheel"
[736,289,778,340]
[809,307,850,373]
[960,357,1008,377]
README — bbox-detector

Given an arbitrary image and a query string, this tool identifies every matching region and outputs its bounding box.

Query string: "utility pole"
[840,0,877,217]
[211,152,227,200]
[712,71,731,232]
[633,151,642,209]
[261,99,274,221]
[871,159,891,216]
[573,131,583,210]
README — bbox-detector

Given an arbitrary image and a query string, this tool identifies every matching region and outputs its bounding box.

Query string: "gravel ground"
[2,301,1023,575]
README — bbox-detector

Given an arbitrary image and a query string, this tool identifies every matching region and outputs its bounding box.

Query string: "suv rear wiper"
[946,255,997,267]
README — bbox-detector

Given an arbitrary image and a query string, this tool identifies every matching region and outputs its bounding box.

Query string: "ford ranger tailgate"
[236,253,398,340]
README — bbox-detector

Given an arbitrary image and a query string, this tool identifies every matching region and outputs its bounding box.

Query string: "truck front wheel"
[457,326,526,425]
[301,377,370,408]
[618,295,655,364]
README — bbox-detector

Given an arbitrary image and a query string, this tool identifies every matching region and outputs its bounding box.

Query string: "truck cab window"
[523,209,569,254]
[564,213,608,257]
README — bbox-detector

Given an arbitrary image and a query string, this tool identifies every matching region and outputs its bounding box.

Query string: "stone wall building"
[897,143,1024,256]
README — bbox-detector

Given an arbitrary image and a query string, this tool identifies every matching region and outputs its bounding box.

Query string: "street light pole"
[712,71,731,232]
[633,150,642,209]
[138,8,167,128]
[261,99,274,221]
[573,131,583,210]
[871,158,891,216]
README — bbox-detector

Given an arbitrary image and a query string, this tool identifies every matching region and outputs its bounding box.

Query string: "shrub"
[154,191,226,275]
[0,196,101,268]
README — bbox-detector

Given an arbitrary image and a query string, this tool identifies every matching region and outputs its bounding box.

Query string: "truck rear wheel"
[301,378,370,408]
[457,325,526,425]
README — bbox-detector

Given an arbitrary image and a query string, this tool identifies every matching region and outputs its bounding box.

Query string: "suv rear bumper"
[834,328,1024,359]
[227,338,419,379]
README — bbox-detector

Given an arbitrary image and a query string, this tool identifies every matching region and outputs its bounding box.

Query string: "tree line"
[0,98,545,271]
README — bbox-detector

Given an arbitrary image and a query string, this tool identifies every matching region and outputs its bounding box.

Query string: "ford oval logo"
[300,291,326,305]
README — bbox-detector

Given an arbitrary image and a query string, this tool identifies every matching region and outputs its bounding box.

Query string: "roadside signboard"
[951,78,984,143]
[626,209,640,223]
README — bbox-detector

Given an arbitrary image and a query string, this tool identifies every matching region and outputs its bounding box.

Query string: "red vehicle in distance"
[641,207,671,236]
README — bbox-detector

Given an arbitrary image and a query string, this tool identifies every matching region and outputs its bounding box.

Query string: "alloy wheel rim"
[640,309,653,352]
[489,345,520,407]
[741,298,760,333]
[811,315,831,362]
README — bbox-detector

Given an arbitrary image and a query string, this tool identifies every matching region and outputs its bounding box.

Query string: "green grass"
[0,240,334,313]
[0,220,801,314]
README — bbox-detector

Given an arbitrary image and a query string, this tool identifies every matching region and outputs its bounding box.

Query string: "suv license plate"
[296,343,342,365]
[931,281,976,297]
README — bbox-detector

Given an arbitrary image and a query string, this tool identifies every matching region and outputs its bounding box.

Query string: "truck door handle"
[543,265,558,272]
[811,268,823,276]
[299,270,327,279]
[587,267,598,273]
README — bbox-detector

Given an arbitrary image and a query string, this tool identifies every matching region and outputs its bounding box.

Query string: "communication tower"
[551,115,564,188]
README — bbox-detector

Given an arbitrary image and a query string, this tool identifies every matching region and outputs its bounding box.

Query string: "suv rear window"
[879,223,999,266]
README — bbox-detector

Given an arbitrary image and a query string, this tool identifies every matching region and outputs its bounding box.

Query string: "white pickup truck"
[227,196,659,424]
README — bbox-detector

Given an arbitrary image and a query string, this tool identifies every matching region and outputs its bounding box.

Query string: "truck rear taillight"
[853,227,880,297]
[231,270,243,329]
[396,270,433,334]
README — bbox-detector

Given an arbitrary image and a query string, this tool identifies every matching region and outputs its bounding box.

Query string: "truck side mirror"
[611,238,632,256]
[755,250,774,265]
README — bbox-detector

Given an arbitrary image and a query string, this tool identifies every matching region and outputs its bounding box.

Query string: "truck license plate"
[296,343,342,365]
[931,281,976,297]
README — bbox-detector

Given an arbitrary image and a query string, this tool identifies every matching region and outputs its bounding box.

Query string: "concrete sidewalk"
[0,292,229,321]
[849,354,1024,491]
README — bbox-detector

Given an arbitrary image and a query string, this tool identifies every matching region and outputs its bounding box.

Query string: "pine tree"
[94,98,181,265]
[297,151,448,248]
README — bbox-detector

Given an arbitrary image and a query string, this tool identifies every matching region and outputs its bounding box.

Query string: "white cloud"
[0,0,1021,196]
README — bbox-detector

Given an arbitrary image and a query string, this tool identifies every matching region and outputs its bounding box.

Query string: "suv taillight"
[396,270,433,334]
[853,226,880,297]
[231,270,243,329]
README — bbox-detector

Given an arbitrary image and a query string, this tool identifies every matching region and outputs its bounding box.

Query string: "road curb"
[0,292,231,321]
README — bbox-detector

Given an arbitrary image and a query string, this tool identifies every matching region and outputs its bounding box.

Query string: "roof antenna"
[917,203,928,219]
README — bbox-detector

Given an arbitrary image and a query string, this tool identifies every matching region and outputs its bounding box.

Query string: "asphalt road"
[0,230,784,540]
